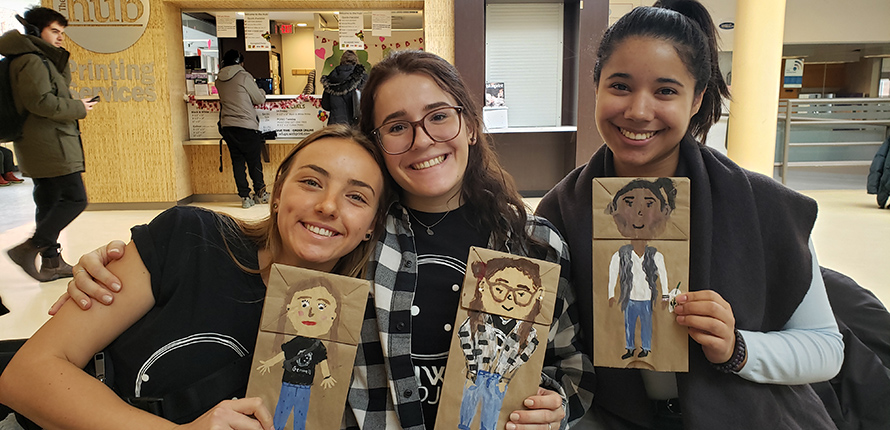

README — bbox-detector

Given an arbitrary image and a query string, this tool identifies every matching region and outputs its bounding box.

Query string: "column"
[725,0,786,176]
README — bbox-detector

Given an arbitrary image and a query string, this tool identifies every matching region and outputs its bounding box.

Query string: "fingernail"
[524,398,534,407]
[109,249,121,255]
[510,413,520,421]
[102,295,113,304]
[111,282,121,292]
[677,294,687,303]
[505,423,516,430]
[80,299,89,308]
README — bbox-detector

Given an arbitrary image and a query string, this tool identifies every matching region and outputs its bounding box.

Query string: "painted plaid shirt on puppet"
[342,203,595,429]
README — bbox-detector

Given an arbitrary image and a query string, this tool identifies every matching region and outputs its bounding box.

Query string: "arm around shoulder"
[0,242,171,430]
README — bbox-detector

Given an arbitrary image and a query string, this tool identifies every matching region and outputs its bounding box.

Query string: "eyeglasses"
[486,280,540,307]
[371,106,464,155]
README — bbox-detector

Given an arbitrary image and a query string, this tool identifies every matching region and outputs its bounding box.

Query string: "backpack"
[0,52,53,143]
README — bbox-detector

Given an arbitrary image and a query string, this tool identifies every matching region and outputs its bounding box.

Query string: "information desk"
[184,94,328,196]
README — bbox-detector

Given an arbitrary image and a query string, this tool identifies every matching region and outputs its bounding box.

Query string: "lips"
[619,127,657,141]
[501,305,514,312]
[304,223,337,237]
[302,321,317,326]
[411,154,446,170]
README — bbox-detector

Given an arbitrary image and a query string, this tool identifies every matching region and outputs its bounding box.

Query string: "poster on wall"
[338,11,365,51]
[216,12,237,38]
[372,11,392,37]
[784,58,804,89]
[244,12,271,51]
[187,97,328,140]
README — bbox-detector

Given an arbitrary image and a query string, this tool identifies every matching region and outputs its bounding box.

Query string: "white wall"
[784,0,890,45]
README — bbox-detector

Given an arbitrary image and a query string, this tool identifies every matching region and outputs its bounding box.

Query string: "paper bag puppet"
[435,247,560,430]
[246,264,370,430]
[592,177,690,372]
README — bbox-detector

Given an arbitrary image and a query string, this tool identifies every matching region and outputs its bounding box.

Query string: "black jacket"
[320,63,367,125]
[866,135,890,208]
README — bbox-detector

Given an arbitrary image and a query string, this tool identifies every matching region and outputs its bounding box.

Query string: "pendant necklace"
[408,207,451,236]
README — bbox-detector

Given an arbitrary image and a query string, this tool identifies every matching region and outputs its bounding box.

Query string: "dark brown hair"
[468,258,543,350]
[358,50,547,256]
[593,0,730,142]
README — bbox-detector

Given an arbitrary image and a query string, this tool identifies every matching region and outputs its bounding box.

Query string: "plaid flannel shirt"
[343,203,595,429]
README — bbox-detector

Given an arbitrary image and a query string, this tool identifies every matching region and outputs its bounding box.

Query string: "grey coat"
[216,64,266,130]
[0,30,87,178]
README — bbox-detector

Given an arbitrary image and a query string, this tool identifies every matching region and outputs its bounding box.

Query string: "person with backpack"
[0,7,97,282]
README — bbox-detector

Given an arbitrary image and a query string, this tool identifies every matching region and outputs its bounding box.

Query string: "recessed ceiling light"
[719,21,734,30]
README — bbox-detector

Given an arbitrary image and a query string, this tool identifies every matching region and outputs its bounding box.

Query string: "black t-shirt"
[408,204,489,426]
[280,336,328,385]
[105,207,266,423]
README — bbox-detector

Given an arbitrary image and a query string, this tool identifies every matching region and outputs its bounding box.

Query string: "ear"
[691,87,706,117]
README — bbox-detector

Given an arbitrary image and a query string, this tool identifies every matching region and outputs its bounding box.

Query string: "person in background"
[0,145,25,186]
[321,50,367,126]
[536,1,843,428]
[217,49,269,209]
[1,7,97,282]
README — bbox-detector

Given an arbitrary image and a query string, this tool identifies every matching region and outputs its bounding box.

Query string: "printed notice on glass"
[216,12,237,38]
[372,11,391,37]
[339,11,365,51]
[244,12,271,51]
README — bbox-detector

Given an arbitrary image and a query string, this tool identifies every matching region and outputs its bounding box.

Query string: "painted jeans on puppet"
[274,382,311,430]
[458,370,507,430]
[625,299,652,351]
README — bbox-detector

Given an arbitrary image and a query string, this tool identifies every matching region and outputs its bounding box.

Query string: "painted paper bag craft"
[435,247,560,430]
[246,264,370,430]
[592,177,690,372]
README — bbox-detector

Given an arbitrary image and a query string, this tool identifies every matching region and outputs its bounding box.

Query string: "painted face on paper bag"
[287,285,338,338]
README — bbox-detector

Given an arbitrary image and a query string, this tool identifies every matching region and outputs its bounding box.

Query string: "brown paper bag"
[592,177,690,372]
[435,247,561,430]
[246,264,370,430]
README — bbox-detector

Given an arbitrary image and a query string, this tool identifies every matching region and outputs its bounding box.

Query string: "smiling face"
[595,36,703,178]
[40,21,65,48]
[273,137,383,272]
[611,187,671,239]
[479,266,541,320]
[372,73,473,211]
[287,286,338,338]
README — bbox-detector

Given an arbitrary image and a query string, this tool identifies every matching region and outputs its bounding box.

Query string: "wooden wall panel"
[186,144,298,195]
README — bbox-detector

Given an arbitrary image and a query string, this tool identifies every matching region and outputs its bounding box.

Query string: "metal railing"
[776,98,890,184]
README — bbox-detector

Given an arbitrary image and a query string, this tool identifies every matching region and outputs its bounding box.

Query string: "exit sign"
[280,24,293,34]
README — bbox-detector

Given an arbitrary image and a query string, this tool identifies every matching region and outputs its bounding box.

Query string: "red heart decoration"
[315,48,326,59]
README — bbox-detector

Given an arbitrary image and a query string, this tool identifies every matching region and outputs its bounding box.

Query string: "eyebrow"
[299,164,376,197]
[606,73,685,87]
[379,101,453,125]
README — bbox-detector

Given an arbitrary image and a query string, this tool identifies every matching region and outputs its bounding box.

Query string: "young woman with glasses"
[63,51,594,430]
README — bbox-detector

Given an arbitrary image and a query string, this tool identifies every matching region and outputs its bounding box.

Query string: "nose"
[410,121,436,150]
[625,93,654,122]
[315,190,339,217]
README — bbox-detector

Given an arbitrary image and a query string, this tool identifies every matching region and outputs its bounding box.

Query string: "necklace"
[408,207,451,236]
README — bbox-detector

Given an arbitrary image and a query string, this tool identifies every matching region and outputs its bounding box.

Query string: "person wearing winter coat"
[216,49,268,209]
[866,135,890,208]
[1,7,97,282]
[320,50,367,125]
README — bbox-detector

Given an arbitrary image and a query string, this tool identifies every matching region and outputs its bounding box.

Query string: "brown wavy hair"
[358,50,547,256]
[220,124,392,278]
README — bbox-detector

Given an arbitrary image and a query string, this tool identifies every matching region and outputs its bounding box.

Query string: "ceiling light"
[297,23,307,27]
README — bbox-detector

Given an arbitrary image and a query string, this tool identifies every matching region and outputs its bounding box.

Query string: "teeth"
[412,155,445,170]
[620,128,656,141]
[305,224,336,237]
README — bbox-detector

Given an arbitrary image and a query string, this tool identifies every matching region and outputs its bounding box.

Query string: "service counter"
[183,94,327,196]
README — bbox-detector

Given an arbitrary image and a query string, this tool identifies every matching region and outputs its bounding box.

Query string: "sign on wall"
[53,0,149,53]
[784,58,804,88]
[338,11,364,51]
[216,12,236,38]
[244,12,270,51]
